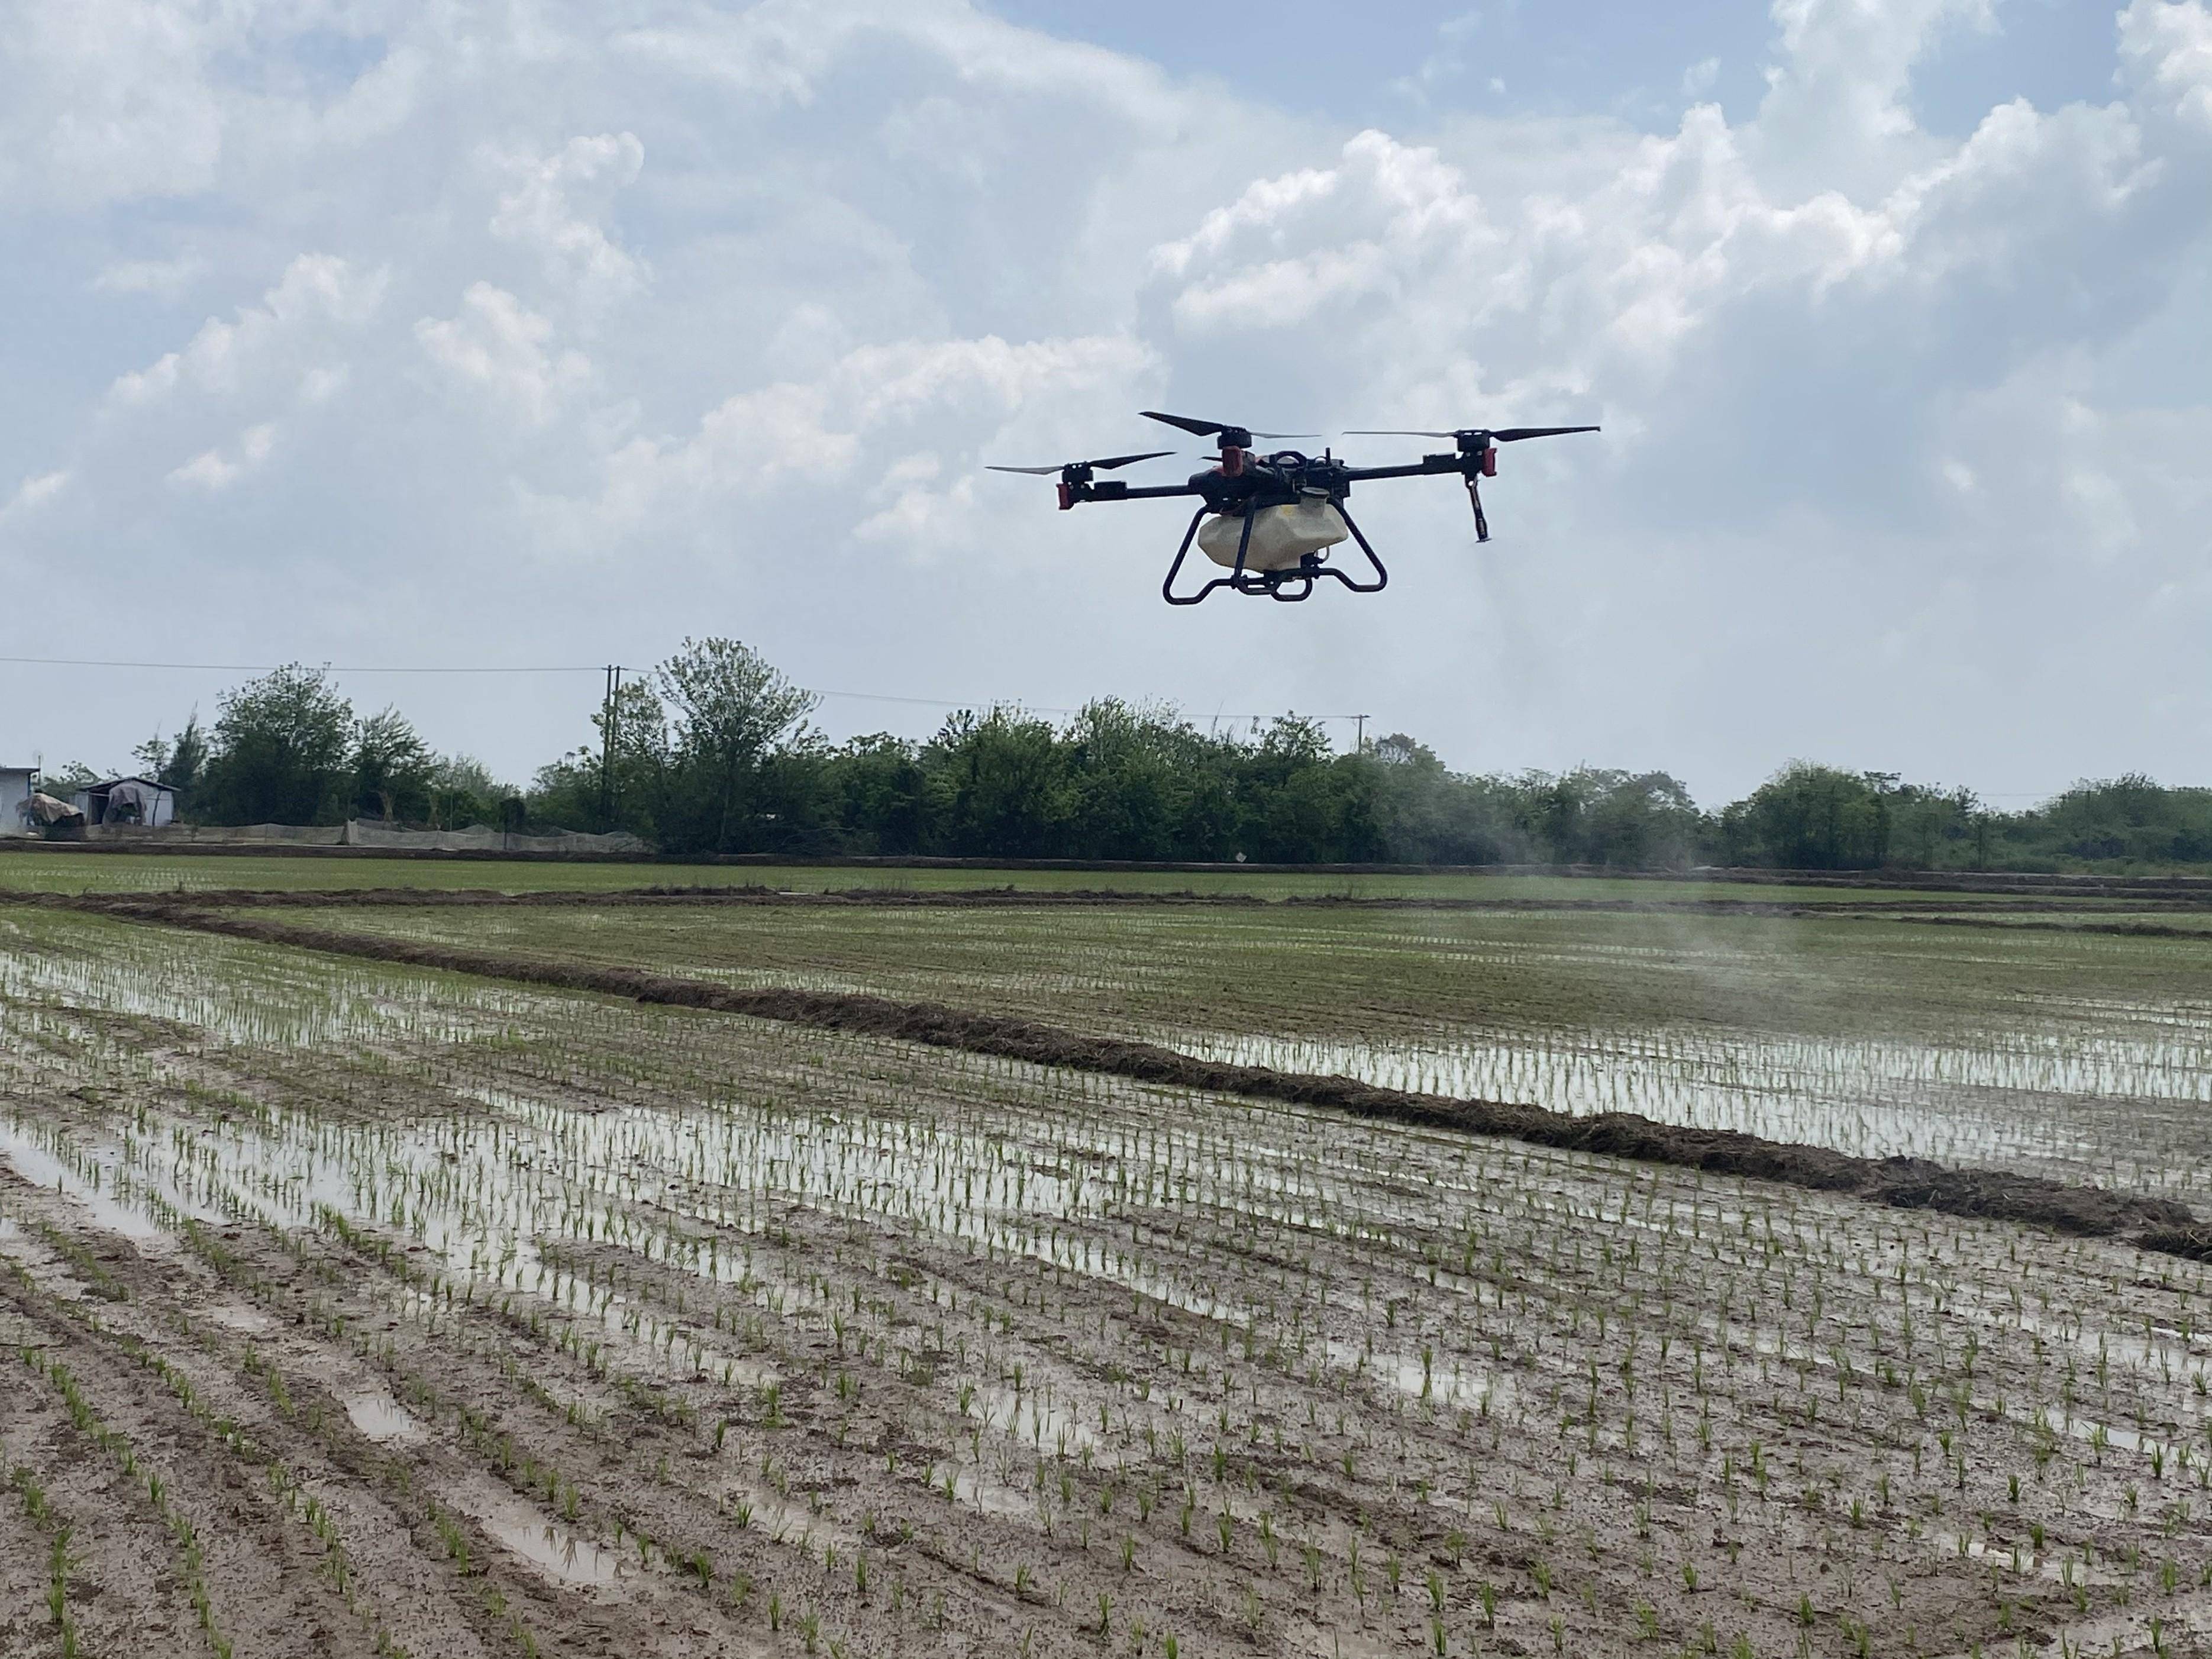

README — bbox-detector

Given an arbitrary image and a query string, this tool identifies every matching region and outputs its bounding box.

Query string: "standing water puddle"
[341,1386,427,1444]
[1,1120,175,1244]
[458,1483,626,1592]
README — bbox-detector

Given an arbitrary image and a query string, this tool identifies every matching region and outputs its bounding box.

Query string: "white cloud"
[0,1,227,205]
[299,364,352,404]
[545,332,1151,547]
[1395,12,1483,104]
[416,284,590,428]
[1154,132,1496,332]
[112,254,387,405]
[2,470,69,517]
[489,133,650,308]
[1751,0,1997,194]
[2122,0,2212,135]
[167,422,276,492]
[91,254,210,298]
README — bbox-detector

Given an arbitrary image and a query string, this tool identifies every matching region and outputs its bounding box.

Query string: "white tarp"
[103,779,159,824]
[24,793,83,827]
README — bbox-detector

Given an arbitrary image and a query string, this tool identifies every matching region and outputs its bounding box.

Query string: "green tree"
[123,715,208,815]
[532,678,675,838]
[1546,770,1703,867]
[1064,699,1209,860]
[1233,718,1374,861]
[656,638,819,853]
[351,707,435,822]
[423,754,509,830]
[828,734,928,854]
[1720,763,1893,869]
[924,708,1073,858]
[160,715,208,804]
[1885,782,1982,869]
[529,680,669,840]
[2023,774,2212,865]
[198,665,356,825]
[1364,736,1522,864]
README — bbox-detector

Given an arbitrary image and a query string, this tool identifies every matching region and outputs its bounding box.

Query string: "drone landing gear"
[1161,505,1388,606]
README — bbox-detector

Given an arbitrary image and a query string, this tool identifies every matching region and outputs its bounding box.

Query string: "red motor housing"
[1481,446,1498,477]
[1057,482,1074,511]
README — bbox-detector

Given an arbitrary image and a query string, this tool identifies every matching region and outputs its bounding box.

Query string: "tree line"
[92,639,2212,872]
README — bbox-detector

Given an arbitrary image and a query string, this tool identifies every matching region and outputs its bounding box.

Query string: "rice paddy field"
[269,899,2212,1202]
[4,862,2212,1659]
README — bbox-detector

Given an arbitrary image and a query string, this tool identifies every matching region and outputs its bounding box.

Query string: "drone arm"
[1341,453,1495,538]
[1080,481,1206,502]
[1338,456,1468,483]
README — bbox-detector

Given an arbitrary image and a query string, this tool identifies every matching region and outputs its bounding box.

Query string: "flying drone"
[990,410,1599,605]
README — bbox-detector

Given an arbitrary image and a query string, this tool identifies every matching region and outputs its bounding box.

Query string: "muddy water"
[340,1385,427,1444]
[455,1482,627,1592]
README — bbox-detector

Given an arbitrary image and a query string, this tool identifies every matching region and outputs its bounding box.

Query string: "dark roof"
[81,775,173,792]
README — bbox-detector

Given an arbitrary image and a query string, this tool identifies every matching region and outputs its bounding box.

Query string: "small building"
[1,765,35,835]
[72,775,177,828]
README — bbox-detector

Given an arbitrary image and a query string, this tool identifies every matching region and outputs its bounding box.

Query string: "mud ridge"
[37,892,2200,1259]
[2139,1225,2212,1262]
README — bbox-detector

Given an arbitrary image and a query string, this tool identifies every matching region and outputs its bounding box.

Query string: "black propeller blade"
[986,450,1174,476]
[1139,411,1317,442]
[1344,425,1600,443]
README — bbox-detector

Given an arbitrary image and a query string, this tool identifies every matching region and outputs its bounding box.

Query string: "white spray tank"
[1196,496,1351,572]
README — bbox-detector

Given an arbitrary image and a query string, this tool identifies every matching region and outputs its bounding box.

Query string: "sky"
[2,0,2208,806]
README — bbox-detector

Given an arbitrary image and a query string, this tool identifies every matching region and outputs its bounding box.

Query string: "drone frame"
[1158,496,1387,605]
[1002,415,1597,605]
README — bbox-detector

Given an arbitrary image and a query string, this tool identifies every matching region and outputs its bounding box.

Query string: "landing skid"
[1160,505,1389,605]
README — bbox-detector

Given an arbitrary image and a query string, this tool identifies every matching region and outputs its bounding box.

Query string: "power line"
[0,656,604,674]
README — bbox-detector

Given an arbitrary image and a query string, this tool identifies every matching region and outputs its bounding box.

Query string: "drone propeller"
[986,450,1174,476]
[1344,426,1597,544]
[1344,426,1601,443]
[1139,411,1317,444]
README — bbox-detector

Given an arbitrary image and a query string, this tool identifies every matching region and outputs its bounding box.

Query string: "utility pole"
[1354,713,1371,753]
[600,664,622,830]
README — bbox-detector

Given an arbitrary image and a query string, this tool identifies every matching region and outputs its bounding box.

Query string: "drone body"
[990,411,1599,604]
